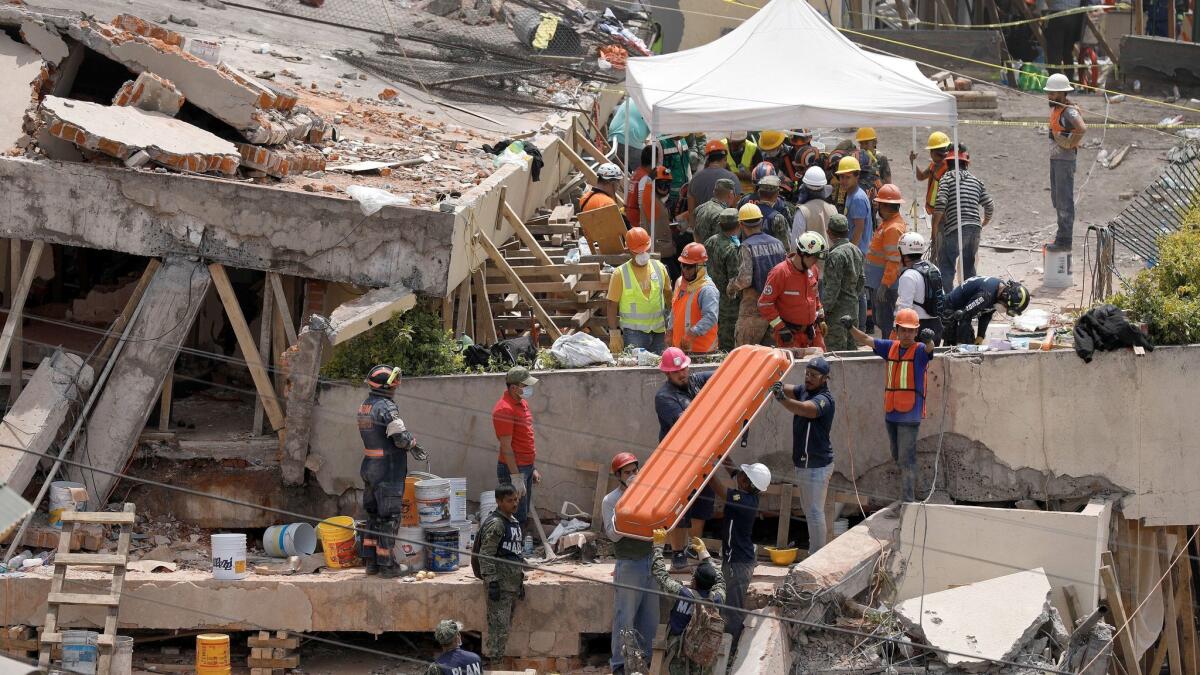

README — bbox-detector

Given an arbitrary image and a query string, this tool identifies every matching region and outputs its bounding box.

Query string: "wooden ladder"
[38,503,135,675]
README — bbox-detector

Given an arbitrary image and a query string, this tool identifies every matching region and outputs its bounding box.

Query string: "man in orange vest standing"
[864,184,908,339]
[840,308,935,502]
[668,243,719,353]
[757,232,828,350]
[910,132,950,259]
[1045,73,1087,251]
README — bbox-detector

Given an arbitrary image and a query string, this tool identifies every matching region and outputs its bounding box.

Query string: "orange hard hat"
[611,452,639,475]
[874,183,903,204]
[704,139,727,155]
[895,308,921,329]
[678,242,708,265]
[653,165,672,181]
[625,227,651,254]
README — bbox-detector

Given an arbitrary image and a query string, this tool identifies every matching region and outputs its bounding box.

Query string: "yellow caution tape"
[852,4,1129,30]
[959,118,1200,129]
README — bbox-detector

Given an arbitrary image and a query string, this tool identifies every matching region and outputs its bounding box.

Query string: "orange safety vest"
[884,341,923,414]
[1049,104,1079,138]
[924,160,948,215]
[670,275,718,353]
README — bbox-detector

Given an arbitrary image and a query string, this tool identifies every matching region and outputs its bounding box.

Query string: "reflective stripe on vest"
[671,276,718,352]
[726,140,759,191]
[884,341,921,413]
[618,259,668,332]
[925,161,947,213]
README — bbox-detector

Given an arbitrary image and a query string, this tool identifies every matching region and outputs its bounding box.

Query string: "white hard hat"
[597,162,622,180]
[729,131,748,142]
[802,165,827,189]
[739,463,772,492]
[796,231,827,257]
[1043,73,1073,92]
[898,231,928,256]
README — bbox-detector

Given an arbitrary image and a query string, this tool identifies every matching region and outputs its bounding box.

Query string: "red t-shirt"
[492,390,536,465]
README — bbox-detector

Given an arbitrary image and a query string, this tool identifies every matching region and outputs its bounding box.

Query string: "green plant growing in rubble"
[321,307,464,379]
[1109,202,1200,346]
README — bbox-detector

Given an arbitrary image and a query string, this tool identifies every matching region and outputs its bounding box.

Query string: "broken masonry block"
[112,72,185,116]
[18,19,69,65]
[110,14,183,47]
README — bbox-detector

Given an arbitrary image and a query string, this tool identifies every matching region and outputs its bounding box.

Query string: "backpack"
[470,513,499,579]
[913,261,945,318]
[682,595,725,667]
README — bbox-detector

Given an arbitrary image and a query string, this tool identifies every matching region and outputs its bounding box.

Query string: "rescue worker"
[942,276,1030,346]
[825,139,857,211]
[792,166,836,247]
[603,453,657,675]
[864,184,908,338]
[650,529,725,675]
[358,364,425,578]
[932,148,993,292]
[771,356,835,553]
[703,208,742,351]
[737,175,793,251]
[784,130,822,198]
[837,156,874,331]
[579,162,623,213]
[658,135,692,209]
[854,127,892,189]
[820,215,865,351]
[729,204,787,347]
[425,619,482,675]
[478,483,525,661]
[708,462,771,647]
[493,366,540,528]
[669,243,719,353]
[687,140,739,225]
[1045,73,1087,251]
[757,130,789,176]
[607,226,671,354]
[894,232,945,344]
[640,166,674,234]
[758,232,827,350]
[692,178,737,248]
[842,310,937,502]
[724,131,762,193]
[625,146,654,228]
[910,131,951,217]
[655,347,716,570]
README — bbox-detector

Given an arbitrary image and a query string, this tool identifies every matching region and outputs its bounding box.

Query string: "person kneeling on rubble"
[651,528,727,674]
[477,483,525,662]
[359,365,426,578]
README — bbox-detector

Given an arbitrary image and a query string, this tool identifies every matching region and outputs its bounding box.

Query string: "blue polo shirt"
[845,187,874,254]
[790,383,834,469]
[720,488,760,564]
[872,338,932,425]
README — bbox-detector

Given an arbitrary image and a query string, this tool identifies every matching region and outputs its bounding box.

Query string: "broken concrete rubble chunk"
[19,19,69,65]
[237,142,325,178]
[112,71,185,116]
[110,14,183,47]
[0,32,47,152]
[894,568,1053,672]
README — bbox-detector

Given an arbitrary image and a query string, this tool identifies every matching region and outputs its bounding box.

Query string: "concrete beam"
[0,157,454,291]
[847,29,1004,77]
[328,284,417,346]
[281,318,331,486]
[729,607,792,674]
[112,72,185,116]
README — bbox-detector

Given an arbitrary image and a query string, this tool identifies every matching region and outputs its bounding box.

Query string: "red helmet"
[945,149,970,166]
[678,242,708,265]
[611,452,639,475]
[366,364,399,390]
[653,165,672,181]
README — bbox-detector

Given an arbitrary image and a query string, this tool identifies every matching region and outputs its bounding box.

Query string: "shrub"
[1109,203,1200,345]
[321,307,464,380]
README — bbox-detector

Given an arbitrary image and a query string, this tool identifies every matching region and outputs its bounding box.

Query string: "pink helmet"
[659,347,691,373]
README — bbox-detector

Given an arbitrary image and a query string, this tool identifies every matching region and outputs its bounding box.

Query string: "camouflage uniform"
[650,547,726,675]
[703,229,741,352]
[692,198,728,250]
[821,235,865,351]
[478,510,525,659]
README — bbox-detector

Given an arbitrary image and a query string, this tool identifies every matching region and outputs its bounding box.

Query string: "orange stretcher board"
[614,345,793,540]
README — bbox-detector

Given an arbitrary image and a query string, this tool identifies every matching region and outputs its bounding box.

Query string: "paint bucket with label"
[448,478,468,521]
[195,633,231,674]
[425,526,459,572]
[61,630,98,674]
[1043,246,1072,288]
[400,475,420,527]
[316,516,359,569]
[210,533,247,580]
[262,522,317,558]
[49,481,87,529]
[479,490,497,520]
[414,478,451,526]
[397,525,425,571]
[110,636,134,675]
[453,520,477,567]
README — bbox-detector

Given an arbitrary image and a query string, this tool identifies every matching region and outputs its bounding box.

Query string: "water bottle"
[523,535,534,556]
[578,240,592,257]
[565,247,580,264]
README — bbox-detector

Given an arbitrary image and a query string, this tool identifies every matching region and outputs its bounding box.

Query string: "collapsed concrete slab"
[729,607,792,674]
[0,32,47,151]
[19,19,69,65]
[42,96,239,175]
[894,568,1053,672]
[0,351,94,494]
[112,72,185,116]
[327,284,417,345]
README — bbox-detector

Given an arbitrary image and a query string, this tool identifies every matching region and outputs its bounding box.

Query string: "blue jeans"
[1050,159,1076,247]
[496,463,535,525]
[794,464,833,554]
[938,227,980,294]
[886,422,920,501]
[622,328,666,354]
[611,556,659,669]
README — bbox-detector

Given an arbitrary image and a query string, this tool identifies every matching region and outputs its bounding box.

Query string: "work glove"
[919,328,936,344]
[974,337,985,345]
[778,328,794,344]
[409,444,428,461]
[908,150,918,164]
[770,382,786,402]
[487,581,502,601]
[609,331,624,354]
[839,315,854,329]
[689,537,710,561]
[652,528,668,550]
[509,474,527,497]
[818,321,828,336]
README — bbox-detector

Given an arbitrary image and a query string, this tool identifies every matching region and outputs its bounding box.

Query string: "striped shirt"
[934,169,994,234]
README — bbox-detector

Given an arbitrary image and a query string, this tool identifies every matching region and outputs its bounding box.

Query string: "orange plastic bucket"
[196,633,230,674]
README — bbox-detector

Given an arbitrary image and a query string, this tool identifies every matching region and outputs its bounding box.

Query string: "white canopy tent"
[621,0,970,284]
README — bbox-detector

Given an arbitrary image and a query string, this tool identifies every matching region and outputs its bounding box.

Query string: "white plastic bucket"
[453,520,477,567]
[396,525,425,571]
[262,523,317,557]
[1043,246,1072,288]
[49,481,87,529]
[62,630,98,674]
[449,478,468,522]
[479,490,497,520]
[211,533,247,580]
[110,635,133,675]
[833,518,849,537]
[415,478,451,526]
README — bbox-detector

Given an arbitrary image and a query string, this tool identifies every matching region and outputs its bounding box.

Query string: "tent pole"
[649,121,657,253]
[624,96,631,194]
[952,124,964,286]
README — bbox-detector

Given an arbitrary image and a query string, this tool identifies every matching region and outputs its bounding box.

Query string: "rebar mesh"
[1108,141,1200,264]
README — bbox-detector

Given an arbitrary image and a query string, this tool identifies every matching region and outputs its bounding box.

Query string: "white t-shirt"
[896,267,933,319]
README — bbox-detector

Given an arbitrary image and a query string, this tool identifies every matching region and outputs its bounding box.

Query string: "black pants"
[941,315,978,346]
[360,450,408,569]
[1044,13,1084,79]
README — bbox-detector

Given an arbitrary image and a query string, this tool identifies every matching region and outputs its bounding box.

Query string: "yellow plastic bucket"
[195,633,230,674]
[317,516,359,569]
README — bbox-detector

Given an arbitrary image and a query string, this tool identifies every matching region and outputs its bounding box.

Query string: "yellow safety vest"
[617,259,668,333]
[725,140,759,193]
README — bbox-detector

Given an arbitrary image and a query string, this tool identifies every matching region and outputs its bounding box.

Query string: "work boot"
[379,563,401,579]
[671,551,688,571]
[365,561,379,576]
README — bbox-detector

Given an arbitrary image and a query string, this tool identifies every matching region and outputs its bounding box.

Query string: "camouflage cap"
[719,207,739,224]
[828,214,850,234]
[714,178,736,192]
[434,619,462,645]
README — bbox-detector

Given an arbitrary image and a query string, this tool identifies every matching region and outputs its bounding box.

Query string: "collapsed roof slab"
[0,157,454,292]
[0,32,46,151]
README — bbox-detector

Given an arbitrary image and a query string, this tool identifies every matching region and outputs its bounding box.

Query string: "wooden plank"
[474,231,563,340]
[1083,12,1118,65]
[486,263,602,278]
[159,364,173,433]
[47,593,120,606]
[268,272,299,346]
[549,205,575,224]
[577,205,627,255]
[1160,529,1183,675]
[92,258,160,369]
[454,276,473,339]
[53,553,127,566]
[1100,563,1142,675]
[248,656,300,668]
[253,276,273,435]
[59,511,136,524]
[557,137,626,207]
[775,483,793,549]
[209,263,285,431]
[98,502,134,675]
[248,636,299,649]
[575,460,610,527]
[501,199,555,268]
[441,294,453,331]
[472,269,496,345]
[527,223,577,235]
[0,240,44,395]
[487,279,609,295]
[503,294,519,310]
[1178,526,1198,675]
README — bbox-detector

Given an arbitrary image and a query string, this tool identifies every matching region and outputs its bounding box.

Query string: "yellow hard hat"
[835,156,861,174]
[855,127,877,142]
[738,203,764,222]
[926,131,951,150]
[758,130,786,151]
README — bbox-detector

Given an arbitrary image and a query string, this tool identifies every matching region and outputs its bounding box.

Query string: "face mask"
[634,252,651,266]
[521,386,534,399]
[731,235,740,245]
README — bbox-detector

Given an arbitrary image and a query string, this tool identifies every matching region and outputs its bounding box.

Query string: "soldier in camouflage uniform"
[692,178,737,248]
[478,483,525,661]
[649,529,726,675]
[820,214,865,351]
[703,208,741,352]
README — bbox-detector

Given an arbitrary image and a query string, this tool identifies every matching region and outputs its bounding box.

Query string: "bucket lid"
[416,478,451,487]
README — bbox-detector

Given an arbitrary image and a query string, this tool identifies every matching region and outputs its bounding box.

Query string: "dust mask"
[521,386,534,399]
[634,252,651,266]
